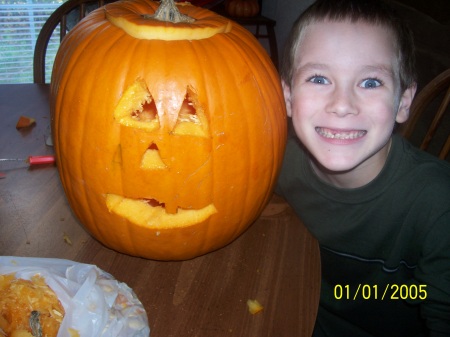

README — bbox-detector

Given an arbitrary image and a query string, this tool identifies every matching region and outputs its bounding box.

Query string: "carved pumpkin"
[225,0,260,18]
[50,0,286,260]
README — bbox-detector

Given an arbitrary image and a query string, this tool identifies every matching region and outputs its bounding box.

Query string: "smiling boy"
[276,0,450,336]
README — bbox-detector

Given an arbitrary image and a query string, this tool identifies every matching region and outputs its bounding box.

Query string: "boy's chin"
[312,155,360,175]
[307,145,361,170]
[309,147,389,188]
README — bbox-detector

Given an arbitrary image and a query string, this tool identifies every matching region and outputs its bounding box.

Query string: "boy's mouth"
[315,127,367,140]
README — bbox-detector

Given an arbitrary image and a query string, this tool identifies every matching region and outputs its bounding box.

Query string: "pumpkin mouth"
[106,194,217,228]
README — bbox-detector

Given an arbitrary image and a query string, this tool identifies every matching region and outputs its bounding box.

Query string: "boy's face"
[283,20,415,187]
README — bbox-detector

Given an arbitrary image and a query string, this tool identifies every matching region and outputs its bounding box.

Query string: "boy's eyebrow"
[295,63,328,74]
[293,63,329,80]
[361,65,395,77]
[295,63,395,77]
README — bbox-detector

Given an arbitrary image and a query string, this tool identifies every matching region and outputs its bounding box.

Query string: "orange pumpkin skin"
[51,0,286,260]
[225,0,260,17]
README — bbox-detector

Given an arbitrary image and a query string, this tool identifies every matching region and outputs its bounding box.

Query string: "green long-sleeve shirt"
[276,133,450,336]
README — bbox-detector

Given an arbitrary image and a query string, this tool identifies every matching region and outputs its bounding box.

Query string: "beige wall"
[261,0,314,61]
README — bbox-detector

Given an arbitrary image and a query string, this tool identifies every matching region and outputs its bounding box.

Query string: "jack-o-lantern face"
[106,79,217,226]
[51,0,287,260]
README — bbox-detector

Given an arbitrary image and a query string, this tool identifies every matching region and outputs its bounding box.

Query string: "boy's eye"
[308,75,329,85]
[361,78,382,88]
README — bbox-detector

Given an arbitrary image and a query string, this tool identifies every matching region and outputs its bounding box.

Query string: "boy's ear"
[396,84,417,124]
[282,80,293,117]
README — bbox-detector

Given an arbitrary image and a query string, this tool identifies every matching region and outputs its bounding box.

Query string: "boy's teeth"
[316,127,366,140]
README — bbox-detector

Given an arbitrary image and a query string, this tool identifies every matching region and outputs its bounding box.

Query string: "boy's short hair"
[281,0,417,93]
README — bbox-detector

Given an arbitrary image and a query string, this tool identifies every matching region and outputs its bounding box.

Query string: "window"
[0,0,63,84]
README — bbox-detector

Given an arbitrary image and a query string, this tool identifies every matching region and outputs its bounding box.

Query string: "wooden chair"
[399,68,450,160]
[33,0,114,84]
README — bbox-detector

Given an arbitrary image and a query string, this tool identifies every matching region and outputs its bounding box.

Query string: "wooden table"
[0,84,320,337]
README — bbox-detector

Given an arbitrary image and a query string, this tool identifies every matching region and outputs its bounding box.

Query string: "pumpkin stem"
[146,0,195,23]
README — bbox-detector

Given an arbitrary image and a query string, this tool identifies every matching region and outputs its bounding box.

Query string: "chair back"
[399,68,450,160]
[33,0,112,84]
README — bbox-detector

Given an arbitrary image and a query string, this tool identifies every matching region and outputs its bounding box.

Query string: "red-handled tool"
[0,155,56,178]
[0,155,56,166]
[26,155,56,165]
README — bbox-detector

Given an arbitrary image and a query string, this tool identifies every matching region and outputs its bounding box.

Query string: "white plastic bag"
[0,256,150,337]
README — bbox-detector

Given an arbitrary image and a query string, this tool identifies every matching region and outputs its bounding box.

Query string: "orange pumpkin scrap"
[50,0,286,260]
[247,299,264,314]
[16,116,36,129]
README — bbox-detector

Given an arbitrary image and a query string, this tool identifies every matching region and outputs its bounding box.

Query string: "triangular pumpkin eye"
[114,79,160,132]
[140,142,167,170]
[133,100,158,123]
[172,88,209,138]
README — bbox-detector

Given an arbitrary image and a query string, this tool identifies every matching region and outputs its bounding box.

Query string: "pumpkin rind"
[105,1,233,40]
[51,0,286,260]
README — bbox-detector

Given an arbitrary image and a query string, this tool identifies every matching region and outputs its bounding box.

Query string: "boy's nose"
[326,85,358,117]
